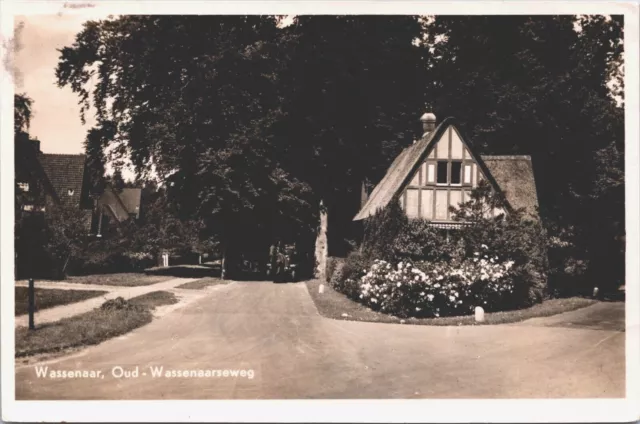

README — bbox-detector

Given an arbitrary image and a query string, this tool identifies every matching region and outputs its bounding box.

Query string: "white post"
[474,306,485,322]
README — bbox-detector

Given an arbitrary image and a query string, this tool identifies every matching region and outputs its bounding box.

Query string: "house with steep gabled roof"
[15,139,92,219]
[354,114,539,226]
[16,139,142,234]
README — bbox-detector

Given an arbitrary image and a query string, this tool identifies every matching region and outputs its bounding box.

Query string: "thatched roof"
[354,117,507,221]
[354,117,540,222]
[481,155,539,219]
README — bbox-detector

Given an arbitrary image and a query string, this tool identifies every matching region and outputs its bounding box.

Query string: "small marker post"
[28,278,35,330]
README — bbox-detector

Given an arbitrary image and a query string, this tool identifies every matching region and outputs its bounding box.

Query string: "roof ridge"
[40,152,86,157]
[481,155,532,160]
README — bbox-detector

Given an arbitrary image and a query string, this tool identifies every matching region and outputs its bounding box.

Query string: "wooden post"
[28,278,35,330]
[221,245,227,280]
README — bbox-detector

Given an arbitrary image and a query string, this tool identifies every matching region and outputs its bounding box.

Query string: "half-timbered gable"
[354,114,539,226]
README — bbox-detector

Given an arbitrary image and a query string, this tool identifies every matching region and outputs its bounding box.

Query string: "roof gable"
[354,117,510,221]
[97,187,143,222]
[38,153,88,208]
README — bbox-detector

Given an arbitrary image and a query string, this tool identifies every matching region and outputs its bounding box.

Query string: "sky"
[14,13,106,155]
[13,13,294,181]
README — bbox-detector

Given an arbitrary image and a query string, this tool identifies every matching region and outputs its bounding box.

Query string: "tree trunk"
[221,243,227,280]
[314,200,328,281]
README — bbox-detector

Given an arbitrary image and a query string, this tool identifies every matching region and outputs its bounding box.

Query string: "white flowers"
[356,255,516,319]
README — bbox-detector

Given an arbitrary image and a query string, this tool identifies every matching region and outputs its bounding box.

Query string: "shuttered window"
[426,163,435,184]
[464,164,472,184]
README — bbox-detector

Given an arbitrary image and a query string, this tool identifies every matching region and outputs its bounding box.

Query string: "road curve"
[16,281,625,399]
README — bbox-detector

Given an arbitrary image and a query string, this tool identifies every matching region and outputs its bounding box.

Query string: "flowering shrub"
[352,245,516,318]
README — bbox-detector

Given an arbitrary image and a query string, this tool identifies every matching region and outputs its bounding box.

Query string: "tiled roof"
[481,155,539,220]
[38,153,87,208]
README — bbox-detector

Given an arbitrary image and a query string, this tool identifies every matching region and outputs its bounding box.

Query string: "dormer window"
[451,161,462,185]
[437,162,448,184]
[67,188,75,196]
[436,160,463,185]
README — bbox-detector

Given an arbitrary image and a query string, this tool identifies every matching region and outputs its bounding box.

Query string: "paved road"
[16,281,625,399]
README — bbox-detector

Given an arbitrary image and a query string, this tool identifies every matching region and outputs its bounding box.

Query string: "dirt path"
[14,277,200,327]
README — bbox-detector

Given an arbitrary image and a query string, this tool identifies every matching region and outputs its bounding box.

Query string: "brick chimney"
[420,112,437,137]
[31,138,41,153]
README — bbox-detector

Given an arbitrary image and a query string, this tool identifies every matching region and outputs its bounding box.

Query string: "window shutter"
[426,163,435,184]
[464,164,472,185]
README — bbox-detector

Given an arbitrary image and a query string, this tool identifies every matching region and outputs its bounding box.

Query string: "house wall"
[399,126,504,222]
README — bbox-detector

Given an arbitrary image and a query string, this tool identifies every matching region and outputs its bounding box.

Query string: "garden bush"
[70,250,156,275]
[331,182,549,318]
[325,256,344,283]
[329,250,372,300]
[355,252,517,318]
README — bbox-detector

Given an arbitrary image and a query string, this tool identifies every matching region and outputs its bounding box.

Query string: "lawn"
[15,291,178,357]
[65,273,170,287]
[15,287,107,316]
[175,278,227,290]
[305,279,598,326]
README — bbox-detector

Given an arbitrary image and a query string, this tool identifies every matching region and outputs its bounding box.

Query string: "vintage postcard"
[1,1,638,422]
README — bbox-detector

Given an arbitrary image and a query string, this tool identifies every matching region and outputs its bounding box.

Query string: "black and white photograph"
[1,1,638,422]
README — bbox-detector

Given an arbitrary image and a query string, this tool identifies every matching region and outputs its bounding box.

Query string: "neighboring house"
[354,114,539,227]
[15,138,142,235]
[94,186,142,236]
[15,139,93,226]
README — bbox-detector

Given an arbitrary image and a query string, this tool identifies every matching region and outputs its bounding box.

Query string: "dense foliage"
[331,184,548,317]
[71,186,213,275]
[425,15,624,291]
[357,257,516,318]
[54,15,624,292]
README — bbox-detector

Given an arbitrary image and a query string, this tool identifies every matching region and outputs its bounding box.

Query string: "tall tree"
[56,16,315,269]
[276,16,430,254]
[424,15,624,290]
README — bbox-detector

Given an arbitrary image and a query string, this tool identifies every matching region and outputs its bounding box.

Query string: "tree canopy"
[56,15,625,288]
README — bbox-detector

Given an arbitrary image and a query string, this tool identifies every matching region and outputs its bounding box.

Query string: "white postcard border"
[1,1,638,422]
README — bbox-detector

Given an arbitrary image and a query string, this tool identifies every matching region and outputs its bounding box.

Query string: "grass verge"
[175,278,227,290]
[15,291,178,357]
[305,279,597,326]
[62,273,169,287]
[15,287,107,316]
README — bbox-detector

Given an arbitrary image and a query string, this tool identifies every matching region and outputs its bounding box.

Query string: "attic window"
[451,161,462,185]
[437,162,448,184]
[67,188,75,196]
